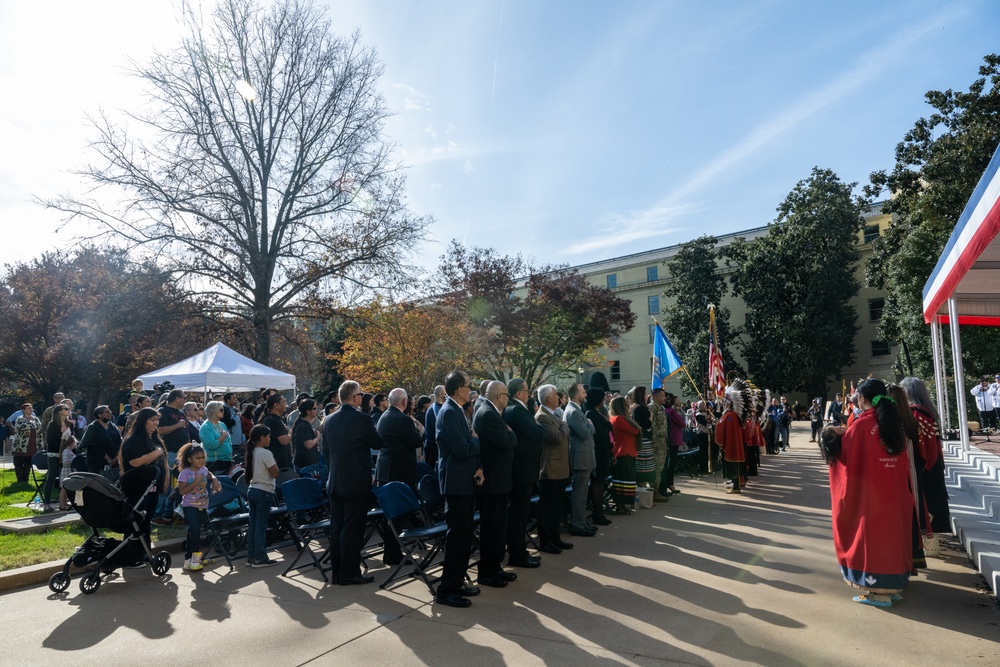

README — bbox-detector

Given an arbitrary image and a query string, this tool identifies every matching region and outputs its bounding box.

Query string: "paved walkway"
[3,423,999,666]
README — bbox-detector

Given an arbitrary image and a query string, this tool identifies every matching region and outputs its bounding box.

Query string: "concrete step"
[943,440,1000,596]
[0,509,83,534]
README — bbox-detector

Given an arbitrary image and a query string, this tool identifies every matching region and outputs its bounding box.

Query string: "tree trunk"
[253,308,272,365]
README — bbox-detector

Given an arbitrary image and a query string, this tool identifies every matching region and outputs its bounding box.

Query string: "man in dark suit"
[535,384,573,554]
[472,381,518,587]
[435,370,483,608]
[564,383,598,537]
[423,385,446,466]
[322,380,382,585]
[503,378,544,568]
[376,388,424,565]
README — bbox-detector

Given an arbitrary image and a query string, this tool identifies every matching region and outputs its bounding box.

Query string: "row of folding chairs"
[29,452,89,507]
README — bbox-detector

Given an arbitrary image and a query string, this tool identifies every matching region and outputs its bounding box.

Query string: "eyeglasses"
[499,393,509,398]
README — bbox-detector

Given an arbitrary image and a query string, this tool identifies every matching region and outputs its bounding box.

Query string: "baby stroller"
[49,466,172,595]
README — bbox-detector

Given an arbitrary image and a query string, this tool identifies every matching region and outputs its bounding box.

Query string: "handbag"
[101,464,120,483]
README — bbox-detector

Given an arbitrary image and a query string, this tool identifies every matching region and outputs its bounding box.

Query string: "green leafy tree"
[725,167,863,397]
[865,53,1000,383]
[0,248,213,413]
[46,0,427,364]
[439,242,636,387]
[661,236,743,391]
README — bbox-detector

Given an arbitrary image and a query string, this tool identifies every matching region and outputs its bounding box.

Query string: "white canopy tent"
[922,141,1000,451]
[136,342,296,393]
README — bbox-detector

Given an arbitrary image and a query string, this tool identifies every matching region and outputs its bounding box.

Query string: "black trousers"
[13,455,32,483]
[86,455,106,474]
[658,445,679,494]
[439,493,476,596]
[329,493,370,581]
[506,482,535,561]
[476,491,509,576]
[536,478,566,546]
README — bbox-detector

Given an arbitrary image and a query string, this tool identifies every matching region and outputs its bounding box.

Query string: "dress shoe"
[538,543,562,555]
[382,556,403,566]
[498,570,518,581]
[553,539,574,550]
[458,584,481,597]
[477,573,508,588]
[508,556,542,568]
[338,574,375,586]
[568,526,597,537]
[593,517,612,525]
[653,493,672,503]
[435,593,472,608]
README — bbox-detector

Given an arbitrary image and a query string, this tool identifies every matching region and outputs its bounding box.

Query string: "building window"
[610,360,621,381]
[646,266,658,282]
[649,324,657,344]
[863,224,880,244]
[648,295,660,315]
[868,298,884,321]
[871,340,892,357]
[606,274,617,289]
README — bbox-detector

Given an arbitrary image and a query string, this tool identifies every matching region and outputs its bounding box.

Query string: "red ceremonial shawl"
[715,410,745,462]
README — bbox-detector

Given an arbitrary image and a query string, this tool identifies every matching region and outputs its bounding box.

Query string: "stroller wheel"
[151,552,172,576]
[80,572,101,594]
[48,571,71,593]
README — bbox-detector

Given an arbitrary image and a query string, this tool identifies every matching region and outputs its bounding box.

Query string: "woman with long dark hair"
[609,396,640,514]
[119,407,171,546]
[827,378,912,608]
[41,404,73,512]
[900,376,951,549]
[628,387,656,488]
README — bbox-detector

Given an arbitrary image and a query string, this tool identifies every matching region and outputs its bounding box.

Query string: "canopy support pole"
[937,317,952,431]
[947,298,970,452]
[930,317,947,431]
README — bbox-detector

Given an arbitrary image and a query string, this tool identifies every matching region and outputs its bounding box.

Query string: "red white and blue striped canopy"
[922,141,1000,325]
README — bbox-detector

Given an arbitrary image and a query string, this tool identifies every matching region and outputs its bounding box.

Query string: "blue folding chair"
[298,464,329,484]
[203,476,250,569]
[373,482,448,595]
[280,478,331,584]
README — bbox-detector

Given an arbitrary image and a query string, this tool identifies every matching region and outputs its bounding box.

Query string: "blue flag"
[652,323,684,389]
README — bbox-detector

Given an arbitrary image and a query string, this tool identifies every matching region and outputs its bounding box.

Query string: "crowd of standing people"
[0,368,956,612]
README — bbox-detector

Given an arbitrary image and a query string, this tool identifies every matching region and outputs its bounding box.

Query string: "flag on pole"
[708,307,725,398]
[651,322,684,389]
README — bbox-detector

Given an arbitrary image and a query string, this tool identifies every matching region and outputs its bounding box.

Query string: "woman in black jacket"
[42,404,73,512]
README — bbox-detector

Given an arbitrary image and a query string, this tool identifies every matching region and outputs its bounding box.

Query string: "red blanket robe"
[715,410,744,462]
[829,408,913,592]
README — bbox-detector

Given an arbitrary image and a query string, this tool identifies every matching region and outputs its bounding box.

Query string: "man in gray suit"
[536,384,573,553]
[564,383,597,537]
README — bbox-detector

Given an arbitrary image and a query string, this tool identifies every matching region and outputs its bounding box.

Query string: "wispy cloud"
[563,203,699,256]
[663,10,959,207]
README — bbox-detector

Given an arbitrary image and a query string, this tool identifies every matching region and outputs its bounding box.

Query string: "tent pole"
[937,317,951,431]
[947,299,970,452]
[930,317,947,432]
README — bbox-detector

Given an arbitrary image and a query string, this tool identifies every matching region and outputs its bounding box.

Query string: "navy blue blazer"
[436,398,481,496]
[375,406,423,487]
[473,401,516,494]
[322,404,382,497]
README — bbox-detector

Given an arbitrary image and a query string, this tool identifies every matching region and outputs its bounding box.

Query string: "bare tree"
[46,0,428,363]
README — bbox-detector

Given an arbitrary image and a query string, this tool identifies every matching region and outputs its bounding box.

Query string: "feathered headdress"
[724,378,761,424]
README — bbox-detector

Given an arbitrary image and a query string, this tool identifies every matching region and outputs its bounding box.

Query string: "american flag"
[708,307,725,398]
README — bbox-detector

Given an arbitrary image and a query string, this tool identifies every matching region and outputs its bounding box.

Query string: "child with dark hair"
[176,442,222,571]
[245,425,279,568]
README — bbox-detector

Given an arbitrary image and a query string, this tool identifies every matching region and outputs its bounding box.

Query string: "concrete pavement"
[2,422,998,666]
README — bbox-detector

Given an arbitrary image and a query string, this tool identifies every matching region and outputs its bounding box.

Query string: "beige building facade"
[571,203,895,403]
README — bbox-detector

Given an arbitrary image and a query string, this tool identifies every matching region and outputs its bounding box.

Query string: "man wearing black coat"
[472,381,518,587]
[322,380,383,585]
[434,370,483,608]
[80,406,122,474]
[502,377,544,569]
[376,388,424,565]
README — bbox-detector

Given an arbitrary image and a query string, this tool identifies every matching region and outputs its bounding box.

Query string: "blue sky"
[1,0,998,271]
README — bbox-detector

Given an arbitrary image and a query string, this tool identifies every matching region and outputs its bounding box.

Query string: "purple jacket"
[665,407,686,447]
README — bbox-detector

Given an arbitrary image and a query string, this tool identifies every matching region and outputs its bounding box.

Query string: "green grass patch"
[0,469,186,571]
